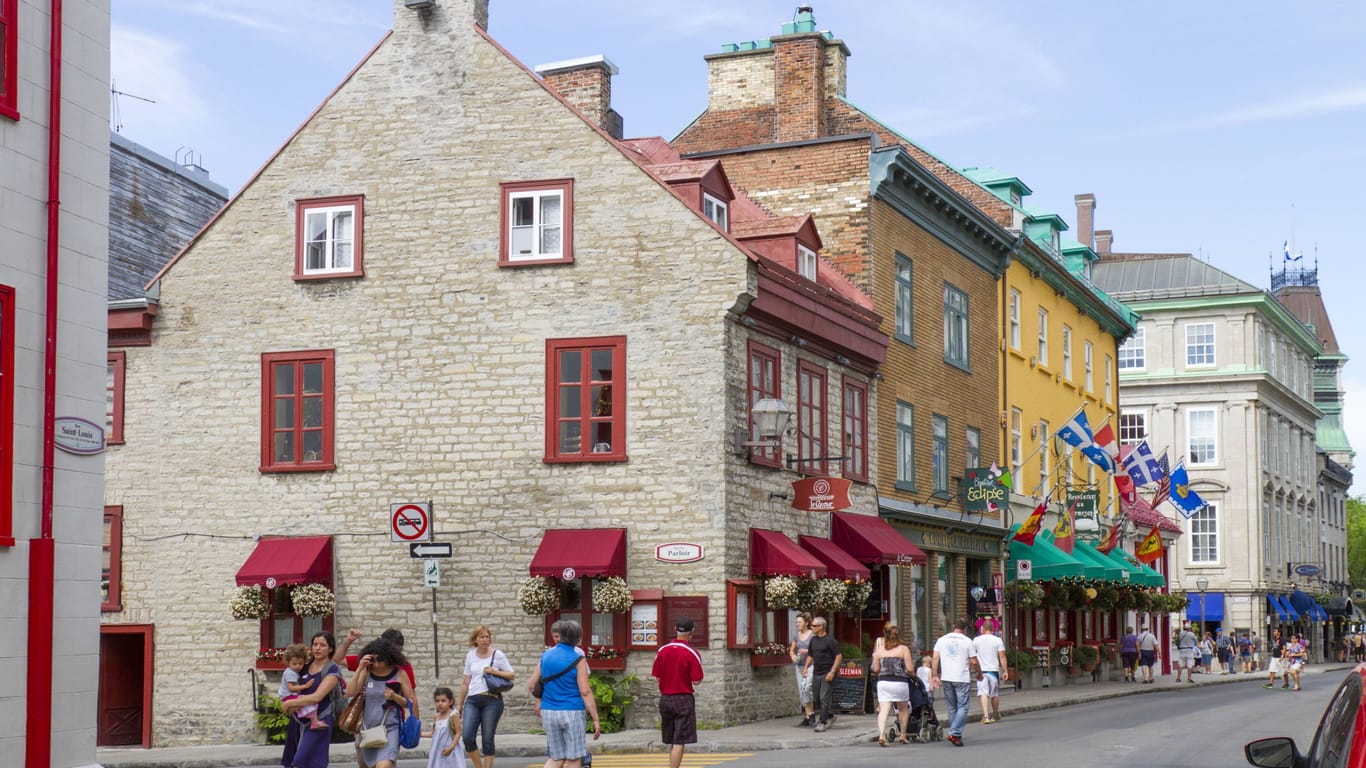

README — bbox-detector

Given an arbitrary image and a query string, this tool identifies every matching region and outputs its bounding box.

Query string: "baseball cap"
[675,617,695,633]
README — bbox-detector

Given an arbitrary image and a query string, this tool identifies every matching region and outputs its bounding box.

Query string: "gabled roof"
[1274,286,1341,355]
[1091,253,1259,301]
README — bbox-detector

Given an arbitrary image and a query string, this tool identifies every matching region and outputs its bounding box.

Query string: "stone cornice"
[1120,293,1323,357]
[1012,239,1136,340]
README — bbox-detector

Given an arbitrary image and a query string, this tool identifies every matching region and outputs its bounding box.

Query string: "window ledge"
[260,463,338,474]
[750,654,791,668]
[499,256,575,268]
[894,335,916,348]
[945,359,972,374]
[894,481,919,494]
[256,659,288,671]
[0,105,17,122]
[587,656,627,671]
[543,454,628,465]
[293,269,365,282]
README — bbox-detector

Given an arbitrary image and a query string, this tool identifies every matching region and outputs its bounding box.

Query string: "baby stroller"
[882,674,944,743]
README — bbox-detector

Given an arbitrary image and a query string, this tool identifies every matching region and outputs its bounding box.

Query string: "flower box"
[588,656,627,671]
[255,659,287,671]
[750,654,791,668]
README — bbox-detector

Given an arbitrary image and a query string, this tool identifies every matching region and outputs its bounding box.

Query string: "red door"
[98,626,152,746]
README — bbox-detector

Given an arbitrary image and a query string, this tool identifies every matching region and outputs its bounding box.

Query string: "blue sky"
[111,1,1366,490]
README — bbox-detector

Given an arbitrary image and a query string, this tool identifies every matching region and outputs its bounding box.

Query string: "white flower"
[814,579,847,611]
[291,583,335,617]
[764,576,800,609]
[843,580,873,614]
[591,576,633,614]
[230,586,267,620]
[517,576,560,616]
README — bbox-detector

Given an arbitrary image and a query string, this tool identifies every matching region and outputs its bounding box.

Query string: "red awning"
[236,535,333,587]
[798,535,871,581]
[830,511,927,565]
[529,528,628,579]
[750,528,827,578]
[1122,495,1184,532]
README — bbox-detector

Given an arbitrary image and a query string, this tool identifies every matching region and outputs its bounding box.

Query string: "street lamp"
[1196,577,1210,636]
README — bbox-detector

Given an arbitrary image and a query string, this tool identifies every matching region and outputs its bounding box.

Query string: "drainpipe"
[26,0,63,765]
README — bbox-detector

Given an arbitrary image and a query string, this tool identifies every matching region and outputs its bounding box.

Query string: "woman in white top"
[458,625,515,768]
[788,612,815,726]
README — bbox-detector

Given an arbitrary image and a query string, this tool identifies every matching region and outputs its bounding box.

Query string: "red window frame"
[725,579,757,649]
[545,336,626,463]
[0,0,16,121]
[107,351,126,445]
[796,360,828,475]
[294,195,364,281]
[260,350,336,472]
[257,582,336,666]
[543,577,630,654]
[747,340,781,468]
[0,284,13,546]
[842,376,868,482]
[499,179,574,267]
[103,506,123,611]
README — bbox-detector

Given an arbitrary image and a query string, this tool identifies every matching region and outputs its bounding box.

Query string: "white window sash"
[303,204,356,273]
[509,190,564,261]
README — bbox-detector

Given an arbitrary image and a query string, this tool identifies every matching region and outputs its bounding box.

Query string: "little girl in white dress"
[424,687,466,768]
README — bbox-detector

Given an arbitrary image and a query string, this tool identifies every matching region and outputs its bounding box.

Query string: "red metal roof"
[235,535,333,587]
[529,528,628,579]
[1122,495,1183,533]
[830,511,927,565]
[750,528,827,578]
[797,535,871,581]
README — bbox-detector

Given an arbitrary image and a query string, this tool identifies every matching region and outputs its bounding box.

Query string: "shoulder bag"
[399,698,421,749]
[483,649,515,695]
[532,654,584,699]
[336,687,364,735]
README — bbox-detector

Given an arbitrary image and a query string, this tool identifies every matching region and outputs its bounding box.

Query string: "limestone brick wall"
[102,20,765,744]
[704,50,776,111]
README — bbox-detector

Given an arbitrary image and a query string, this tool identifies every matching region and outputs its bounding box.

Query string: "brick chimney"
[536,56,625,140]
[1074,193,1096,250]
[1095,229,1114,256]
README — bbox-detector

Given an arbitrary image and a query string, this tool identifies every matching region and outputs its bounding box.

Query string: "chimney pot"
[1074,193,1096,250]
[1095,229,1114,256]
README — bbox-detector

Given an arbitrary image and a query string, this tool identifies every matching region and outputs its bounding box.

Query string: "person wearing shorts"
[531,620,599,768]
[652,618,703,768]
[1120,627,1139,683]
[971,621,1007,724]
[1175,624,1198,682]
[1264,629,1288,689]
[1136,626,1159,684]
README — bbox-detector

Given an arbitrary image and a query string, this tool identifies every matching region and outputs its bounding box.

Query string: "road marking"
[525,753,753,768]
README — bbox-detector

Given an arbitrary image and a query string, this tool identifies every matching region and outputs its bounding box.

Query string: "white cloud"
[1110,83,1366,141]
[109,25,210,137]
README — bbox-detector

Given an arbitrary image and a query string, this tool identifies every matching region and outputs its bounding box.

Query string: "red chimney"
[535,55,624,139]
[1074,193,1096,250]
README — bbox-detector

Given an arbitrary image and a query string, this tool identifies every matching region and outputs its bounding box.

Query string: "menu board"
[630,603,660,648]
[832,659,869,713]
[662,596,709,647]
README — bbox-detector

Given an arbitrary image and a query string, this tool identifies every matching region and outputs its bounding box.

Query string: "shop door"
[98,627,151,746]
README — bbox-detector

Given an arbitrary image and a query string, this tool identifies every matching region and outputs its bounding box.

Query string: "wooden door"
[98,627,150,746]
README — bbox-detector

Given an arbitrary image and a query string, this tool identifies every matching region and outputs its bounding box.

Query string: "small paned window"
[501,179,574,266]
[796,361,828,475]
[546,336,627,462]
[1188,407,1218,465]
[1084,342,1094,392]
[703,193,729,232]
[842,377,868,481]
[1186,322,1215,367]
[1190,504,1218,563]
[896,402,915,491]
[1036,308,1049,366]
[966,426,981,470]
[261,350,336,472]
[747,341,781,468]
[1008,289,1021,351]
[797,244,817,281]
[1118,327,1145,370]
[943,284,969,368]
[932,414,949,494]
[103,507,123,611]
[1061,325,1073,380]
[107,352,126,445]
[895,254,914,344]
[295,196,363,279]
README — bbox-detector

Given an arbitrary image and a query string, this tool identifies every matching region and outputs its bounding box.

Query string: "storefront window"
[936,554,954,637]
[554,577,623,648]
[906,564,926,653]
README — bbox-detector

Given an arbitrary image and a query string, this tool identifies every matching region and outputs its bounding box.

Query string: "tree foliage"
[1347,495,1366,588]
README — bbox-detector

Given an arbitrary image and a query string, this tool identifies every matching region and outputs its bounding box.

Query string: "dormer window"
[1051,229,1060,253]
[703,193,729,232]
[797,245,817,281]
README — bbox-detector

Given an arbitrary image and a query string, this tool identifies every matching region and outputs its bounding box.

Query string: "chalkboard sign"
[832,659,868,713]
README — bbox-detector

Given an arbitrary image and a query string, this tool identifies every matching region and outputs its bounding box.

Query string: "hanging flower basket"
[517,576,561,616]
[290,583,336,617]
[1006,581,1044,609]
[843,580,873,615]
[795,577,821,612]
[592,576,633,614]
[230,586,267,620]
[813,578,847,612]
[764,576,801,609]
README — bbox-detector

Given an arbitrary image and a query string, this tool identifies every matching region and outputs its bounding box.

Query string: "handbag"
[483,649,515,695]
[336,693,364,735]
[357,723,388,749]
[399,698,421,749]
[532,655,584,699]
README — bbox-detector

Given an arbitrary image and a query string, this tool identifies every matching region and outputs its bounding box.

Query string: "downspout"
[26,0,63,765]
[1000,237,1021,656]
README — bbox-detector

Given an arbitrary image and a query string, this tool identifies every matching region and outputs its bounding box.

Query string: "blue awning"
[1289,589,1317,617]
[1313,603,1329,621]
[1268,595,1288,621]
[1280,594,1301,621]
[1187,592,1225,622]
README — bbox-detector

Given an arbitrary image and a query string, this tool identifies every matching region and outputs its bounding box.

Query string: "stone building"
[102,0,889,745]
[0,1,111,766]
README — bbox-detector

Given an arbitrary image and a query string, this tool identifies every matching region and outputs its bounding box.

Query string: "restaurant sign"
[962,467,1006,513]
[1068,488,1100,533]
[790,477,852,512]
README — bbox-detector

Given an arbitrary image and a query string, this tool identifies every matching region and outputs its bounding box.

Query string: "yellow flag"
[1134,526,1163,564]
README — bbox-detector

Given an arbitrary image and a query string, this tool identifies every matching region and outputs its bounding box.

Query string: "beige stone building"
[102,0,890,745]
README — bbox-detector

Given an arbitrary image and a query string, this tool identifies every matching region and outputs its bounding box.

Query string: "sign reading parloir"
[656,542,704,563]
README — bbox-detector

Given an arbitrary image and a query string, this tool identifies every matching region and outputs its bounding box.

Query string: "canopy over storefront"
[236,535,333,587]
[798,535,871,581]
[751,528,826,578]
[1186,592,1225,622]
[1070,539,1126,581]
[1007,528,1087,581]
[830,511,927,565]
[529,527,628,579]
[1268,594,1288,621]
[1104,548,1165,588]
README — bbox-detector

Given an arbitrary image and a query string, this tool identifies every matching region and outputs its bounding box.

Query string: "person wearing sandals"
[347,638,418,768]
[789,613,815,727]
[460,626,515,768]
[871,623,914,746]
[280,632,347,768]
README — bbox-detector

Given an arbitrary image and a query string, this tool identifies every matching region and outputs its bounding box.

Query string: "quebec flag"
[1055,409,1095,450]
[1121,440,1165,487]
[1168,461,1207,518]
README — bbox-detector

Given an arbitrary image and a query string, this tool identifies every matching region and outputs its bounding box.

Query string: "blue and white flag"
[1284,240,1301,264]
[1121,440,1165,487]
[1056,408,1096,450]
[1168,460,1206,518]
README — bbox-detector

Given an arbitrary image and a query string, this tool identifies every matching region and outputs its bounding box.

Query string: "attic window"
[702,193,729,232]
[500,179,574,267]
[797,245,817,281]
[294,195,364,280]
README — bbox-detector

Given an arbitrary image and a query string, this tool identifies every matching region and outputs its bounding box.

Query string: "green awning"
[1007,528,1087,581]
[1071,539,1126,581]
[1105,548,1165,587]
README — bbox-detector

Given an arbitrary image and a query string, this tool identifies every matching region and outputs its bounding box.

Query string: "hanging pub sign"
[962,467,1006,513]
[1068,488,1100,533]
[790,477,852,511]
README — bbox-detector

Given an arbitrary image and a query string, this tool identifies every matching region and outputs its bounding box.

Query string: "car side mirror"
[1245,737,1301,768]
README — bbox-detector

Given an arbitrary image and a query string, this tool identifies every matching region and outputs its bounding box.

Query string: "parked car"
[1246,663,1366,768]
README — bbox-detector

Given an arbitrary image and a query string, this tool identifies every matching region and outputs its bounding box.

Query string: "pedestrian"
[802,616,842,733]
[789,613,815,727]
[529,620,600,768]
[1119,626,1139,682]
[871,623,914,746]
[1286,634,1306,691]
[1263,629,1288,689]
[335,628,418,768]
[651,617,704,768]
[280,632,347,768]
[930,616,977,747]
[1135,624,1159,684]
[459,626,515,768]
[346,638,418,768]
[1250,631,1261,670]
[1354,631,1365,663]
[1215,629,1233,674]
[1198,631,1214,675]
[1175,623,1198,683]
[1238,632,1253,673]
[971,618,1007,724]
[423,687,465,768]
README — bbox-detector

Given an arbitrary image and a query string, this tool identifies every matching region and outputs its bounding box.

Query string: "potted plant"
[592,576,633,614]
[1006,581,1044,609]
[230,585,267,620]
[1074,644,1100,673]
[584,644,628,671]
[764,576,801,610]
[843,579,873,615]
[290,583,335,618]
[750,641,790,668]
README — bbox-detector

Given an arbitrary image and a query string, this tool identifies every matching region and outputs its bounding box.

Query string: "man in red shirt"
[651,617,704,768]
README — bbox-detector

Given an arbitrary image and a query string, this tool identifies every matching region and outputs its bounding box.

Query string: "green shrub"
[255,694,290,745]
[586,672,637,734]
[839,642,865,660]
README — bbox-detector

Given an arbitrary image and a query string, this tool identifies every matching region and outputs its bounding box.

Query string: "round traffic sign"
[391,504,430,541]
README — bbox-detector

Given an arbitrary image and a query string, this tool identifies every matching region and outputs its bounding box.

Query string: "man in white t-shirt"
[931,617,978,747]
[971,621,1008,724]
[1136,625,1159,684]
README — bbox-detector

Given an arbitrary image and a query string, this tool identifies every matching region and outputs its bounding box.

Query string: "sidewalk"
[97,665,1351,768]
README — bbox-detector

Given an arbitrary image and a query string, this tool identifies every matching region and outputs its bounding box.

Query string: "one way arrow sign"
[409,542,453,558]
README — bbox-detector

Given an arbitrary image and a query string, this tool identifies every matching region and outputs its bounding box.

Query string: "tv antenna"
[110,79,156,133]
